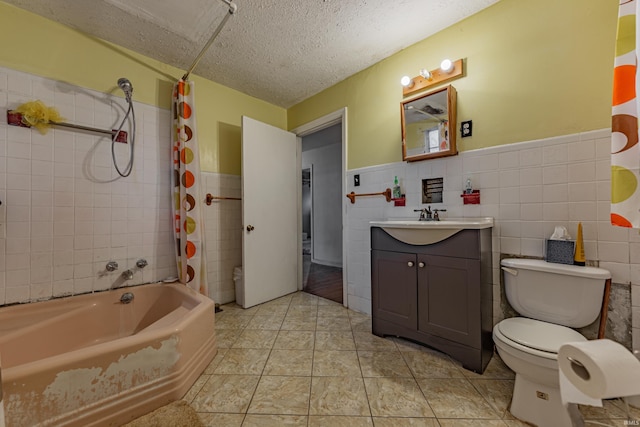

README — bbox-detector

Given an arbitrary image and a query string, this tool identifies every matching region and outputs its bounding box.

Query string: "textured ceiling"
[4,0,499,108]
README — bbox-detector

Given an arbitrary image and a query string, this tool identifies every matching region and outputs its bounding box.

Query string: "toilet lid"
[497,318,586,353]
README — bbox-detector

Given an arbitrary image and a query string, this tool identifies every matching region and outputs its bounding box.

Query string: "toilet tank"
[501,258,611,328]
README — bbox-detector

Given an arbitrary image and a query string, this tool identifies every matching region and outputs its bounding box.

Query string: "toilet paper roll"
[558,339,640,400]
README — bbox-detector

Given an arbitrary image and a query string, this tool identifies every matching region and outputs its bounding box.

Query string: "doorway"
[300,124,343,304]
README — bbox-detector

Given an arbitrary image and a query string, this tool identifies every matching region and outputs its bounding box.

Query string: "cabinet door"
[371,250,417,329]
[417,255,481,348]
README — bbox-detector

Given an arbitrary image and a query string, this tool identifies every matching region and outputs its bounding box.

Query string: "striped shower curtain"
[172,79,208,295]
[612,0,640,228]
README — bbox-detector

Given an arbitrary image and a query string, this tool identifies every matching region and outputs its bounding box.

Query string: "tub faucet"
[120,292,134,304]
[122,269,134,280]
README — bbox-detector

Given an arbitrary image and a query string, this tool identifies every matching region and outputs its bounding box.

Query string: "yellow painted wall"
[288,0,619,170]
[0,2,286,174]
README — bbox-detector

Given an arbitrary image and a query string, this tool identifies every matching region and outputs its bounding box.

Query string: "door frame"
[291,107,348,306]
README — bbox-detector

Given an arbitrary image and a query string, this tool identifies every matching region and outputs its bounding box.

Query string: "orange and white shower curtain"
[612,0,640,228]
[172,79,208,295]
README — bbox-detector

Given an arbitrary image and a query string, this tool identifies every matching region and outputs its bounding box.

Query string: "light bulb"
[419,69,431,80]
[440,59,453,73]
[400,75,412,87]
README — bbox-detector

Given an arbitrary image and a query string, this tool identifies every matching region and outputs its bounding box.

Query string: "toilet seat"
[495,317,586,358]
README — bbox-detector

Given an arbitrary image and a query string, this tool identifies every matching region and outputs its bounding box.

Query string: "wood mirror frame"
[401,85,457,162]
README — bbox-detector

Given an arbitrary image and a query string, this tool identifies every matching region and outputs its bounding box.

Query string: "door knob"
[246,225,255,232]
[407,261,414,267]
[418,262,425,268]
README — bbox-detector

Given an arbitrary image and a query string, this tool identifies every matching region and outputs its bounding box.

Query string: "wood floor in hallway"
[303,256,343,304]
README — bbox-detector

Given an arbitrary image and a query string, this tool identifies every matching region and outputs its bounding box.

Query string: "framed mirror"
[401,85,457,162]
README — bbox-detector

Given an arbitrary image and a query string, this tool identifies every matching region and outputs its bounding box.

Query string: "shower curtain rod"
[182,0,237,81]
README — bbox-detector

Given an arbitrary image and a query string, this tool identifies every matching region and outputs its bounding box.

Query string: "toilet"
[493,258,611,427]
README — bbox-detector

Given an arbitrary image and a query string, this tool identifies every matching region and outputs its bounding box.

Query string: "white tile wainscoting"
[344,129,638,350]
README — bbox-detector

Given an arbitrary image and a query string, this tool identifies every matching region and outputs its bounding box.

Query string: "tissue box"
[546,239,575,265]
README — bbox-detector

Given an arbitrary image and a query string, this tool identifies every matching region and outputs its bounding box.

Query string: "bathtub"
[0,282,217,427]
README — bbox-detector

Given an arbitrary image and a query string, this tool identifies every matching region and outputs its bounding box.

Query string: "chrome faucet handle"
[136,259,148,268]
[106,261,118,272]
[433,208,447,221]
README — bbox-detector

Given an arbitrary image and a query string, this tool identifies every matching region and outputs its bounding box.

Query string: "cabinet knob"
[418,262,425,268]
[407,261,414,267]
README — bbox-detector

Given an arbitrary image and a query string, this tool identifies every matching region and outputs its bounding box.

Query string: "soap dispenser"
[392,176,402,199]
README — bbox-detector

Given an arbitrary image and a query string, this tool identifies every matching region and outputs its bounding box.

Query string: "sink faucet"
[414,207,432,221]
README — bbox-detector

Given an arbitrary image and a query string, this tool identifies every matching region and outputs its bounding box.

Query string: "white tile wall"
[344,129,640,350]
[0,67,176,304]
[202,172,243,305]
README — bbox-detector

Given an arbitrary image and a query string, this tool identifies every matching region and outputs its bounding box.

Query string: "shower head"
[117,78,133,100]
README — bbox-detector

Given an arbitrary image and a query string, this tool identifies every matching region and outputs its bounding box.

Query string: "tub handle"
[501,266,518,276]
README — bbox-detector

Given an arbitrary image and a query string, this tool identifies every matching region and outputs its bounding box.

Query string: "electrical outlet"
[461,120,472,137]
[354,174,360,187]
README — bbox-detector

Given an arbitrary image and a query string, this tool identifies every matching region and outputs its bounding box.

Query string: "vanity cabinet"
[371,226,493,373]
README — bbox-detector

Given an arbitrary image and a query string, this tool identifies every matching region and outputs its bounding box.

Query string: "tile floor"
[183,291,637,426]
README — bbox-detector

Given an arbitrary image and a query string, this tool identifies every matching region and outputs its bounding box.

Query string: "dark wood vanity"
[370,224,493,373]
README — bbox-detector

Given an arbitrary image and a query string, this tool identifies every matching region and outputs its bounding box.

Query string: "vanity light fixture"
[402,58,464,97]
[400,75,413,87]
[440,59,454,73]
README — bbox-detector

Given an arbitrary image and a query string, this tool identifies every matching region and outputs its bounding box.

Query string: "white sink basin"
[370,217,493,245]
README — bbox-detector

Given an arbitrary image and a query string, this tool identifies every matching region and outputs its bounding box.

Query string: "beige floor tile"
[214,348,270,375]
[203,348,228,374]
[580,398,630,420]
[215,314,252,330]
[264,349,313,376]
[317,304,349,316]
[248,376,311,415]
[353,331,398,351]
[316,316,352,331]
[372,417,440,427]
[261,294,295,306]
[197,412,245,427]
[350,316,372,333]
[392,337,432,351]
[358,351,412,378]
[469,379,515,419]
[191,374,259,413]
[309,377,370,416]
[245,314,285,330]
[231,329,278,349]
[281,317,317,331]
[183,374,209,403]
[402,349,466,379]
[242,414,308,426]
[502,420,534,427]
[438,420,509,426]
[291,293,320,305]
[214,329,240,348]
[313,350,361,377]
[219,304,259,316]
[274,330,315,349]
[364,377,435,418]
[309,415,373,426]
[460,353,515,380]
[315,330,356,350]
[255,304,290,316]
[286,305,319,317]
[418,378,499,419]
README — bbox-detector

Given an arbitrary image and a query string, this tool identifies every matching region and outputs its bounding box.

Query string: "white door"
[241,116,298,308]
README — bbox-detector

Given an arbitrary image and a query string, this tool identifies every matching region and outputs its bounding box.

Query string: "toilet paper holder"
[567,356,590,380]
